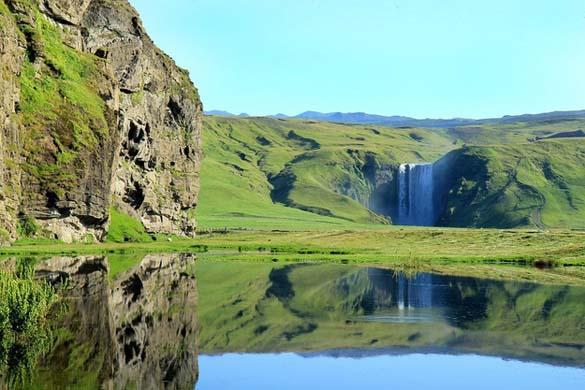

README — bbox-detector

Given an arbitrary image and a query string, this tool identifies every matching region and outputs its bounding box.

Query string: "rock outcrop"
[0,0,202,243]
[0,1,23,243]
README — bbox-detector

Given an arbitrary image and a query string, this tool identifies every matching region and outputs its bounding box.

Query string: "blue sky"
[130,0,585,118]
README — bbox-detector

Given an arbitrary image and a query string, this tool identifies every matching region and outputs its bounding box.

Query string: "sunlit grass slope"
[447,119,585,145]
[197,116,454,228]
[199,115,585,230]
[441,140,585,229]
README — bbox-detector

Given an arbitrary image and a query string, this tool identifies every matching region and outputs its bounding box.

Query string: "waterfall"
[396,163,435,226]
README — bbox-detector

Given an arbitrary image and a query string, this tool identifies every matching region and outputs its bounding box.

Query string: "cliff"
[0,0,202,243]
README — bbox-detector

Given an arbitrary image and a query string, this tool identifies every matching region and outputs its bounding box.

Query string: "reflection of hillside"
[289,267,488,326]
[29,254,199,389]
[198,262,585,367]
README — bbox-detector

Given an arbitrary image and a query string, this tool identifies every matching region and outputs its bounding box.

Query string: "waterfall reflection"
[198,262,585,367]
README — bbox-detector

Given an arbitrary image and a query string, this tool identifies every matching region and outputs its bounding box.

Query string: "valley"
[198,114,585,230]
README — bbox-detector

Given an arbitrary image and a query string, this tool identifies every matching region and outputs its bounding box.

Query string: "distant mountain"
[206,109,585,129]
[204,110,249,117]
[290,110,585,128]
[204,110,237,117]
[292,111,475,128]
[296,111,399,123]
[271,113,290,119]
[497,110,585,124]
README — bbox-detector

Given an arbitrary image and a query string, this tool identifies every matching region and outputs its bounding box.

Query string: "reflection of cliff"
[32,254,198,389]
[111,254,199,389]
[34,256,116,386]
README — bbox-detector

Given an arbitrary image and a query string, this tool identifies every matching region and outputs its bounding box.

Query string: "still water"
[0,255,584,389]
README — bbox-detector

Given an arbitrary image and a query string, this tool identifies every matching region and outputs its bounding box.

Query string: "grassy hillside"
[198,116,453,228]
[439,140,585,229]
[199,115,585,230]
[446,119,585,145]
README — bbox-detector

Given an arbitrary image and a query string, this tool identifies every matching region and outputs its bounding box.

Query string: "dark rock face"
[347,151,396,222]
[0,0,202,242]
[0,2,23,243]
[81,0,202,236]
[365,163,397,220]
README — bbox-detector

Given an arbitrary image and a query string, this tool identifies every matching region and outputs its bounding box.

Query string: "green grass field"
[4,227,585,271]
[197,115,585,230]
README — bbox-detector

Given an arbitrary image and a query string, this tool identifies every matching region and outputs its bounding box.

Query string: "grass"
[17,9,114,198]
[3,226,585,269]
[0,260,56,387]
[194,228,585,266]
[441,140,585,229]
[198,115,585,230]
[198,116,455,228]
[106,207,152,243]
[447,119,585,145]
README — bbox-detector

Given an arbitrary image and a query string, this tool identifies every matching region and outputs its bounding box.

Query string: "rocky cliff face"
[339,150,396,222]
[0,1,23,243]
[0,0,201,243]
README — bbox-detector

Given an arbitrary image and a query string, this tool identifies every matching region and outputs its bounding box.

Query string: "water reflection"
[1,257,584,388]
[197,262,585,368]
[0,254,198,389]
[353,268,489,325]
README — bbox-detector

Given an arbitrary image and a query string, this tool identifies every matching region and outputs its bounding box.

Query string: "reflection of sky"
[198,353,585,390]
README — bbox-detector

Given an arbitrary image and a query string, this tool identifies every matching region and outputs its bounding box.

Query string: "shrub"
[17,216,39,237]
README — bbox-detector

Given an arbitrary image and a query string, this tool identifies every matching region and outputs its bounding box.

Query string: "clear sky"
[130,0,585,118]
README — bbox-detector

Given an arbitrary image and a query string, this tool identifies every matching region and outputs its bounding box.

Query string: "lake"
[1,254,584,389]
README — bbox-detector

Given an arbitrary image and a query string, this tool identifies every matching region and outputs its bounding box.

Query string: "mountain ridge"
[204,109,585,128]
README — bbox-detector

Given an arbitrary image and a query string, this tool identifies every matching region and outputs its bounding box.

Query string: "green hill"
[197,115,585,230]
[438,140,585,229]
[198,116,453,228]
